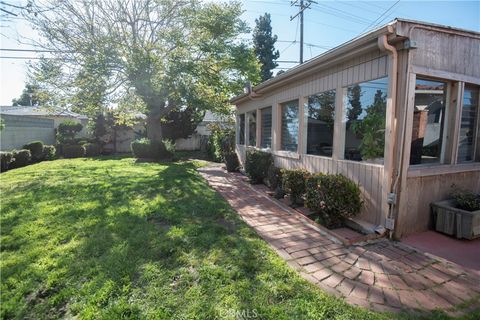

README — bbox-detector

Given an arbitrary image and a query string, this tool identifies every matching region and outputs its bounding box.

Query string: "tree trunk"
[146,114,163,142]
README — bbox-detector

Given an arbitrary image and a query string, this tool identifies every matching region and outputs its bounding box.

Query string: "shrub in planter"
[1,151,14,172]
[11,149,31,168]
[84,143,102,157]
[43,145,56,160]
[245,149,273,184]
[23,141,44,162]
[305,174,363,228]
[62,144,86,158]
[224,152,240,172]
[452,189,480,212]
[281,169,311,206]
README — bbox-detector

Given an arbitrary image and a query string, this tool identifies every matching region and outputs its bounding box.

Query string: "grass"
[0,157,476,319]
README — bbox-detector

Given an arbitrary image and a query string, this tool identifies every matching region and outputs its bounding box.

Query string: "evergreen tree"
[253,13,280,82]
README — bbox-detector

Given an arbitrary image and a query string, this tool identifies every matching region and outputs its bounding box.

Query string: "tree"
[24,0,260,142]
[253,13,280,82]
[347,84,363,123]
[12,83,51,106]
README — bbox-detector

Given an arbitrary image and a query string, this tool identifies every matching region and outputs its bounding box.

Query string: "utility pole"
[290,0,315,64]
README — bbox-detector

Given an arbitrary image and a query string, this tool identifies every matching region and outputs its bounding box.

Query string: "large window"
[410,79,447,165]
[344,78,388,161]
[457,85,479,162]
[307,90,335,157]
[281,100,299,152]
[247,111,257,146]
[238,114,245,145]
[260,107,272,148]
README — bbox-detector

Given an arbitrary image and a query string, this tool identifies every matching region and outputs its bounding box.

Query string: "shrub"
[245,149,273,184]
[43,145,56,160]
[23,141,44,162]
[57,121,83,144]
[11,149,31,168]
[63,144,86,158]
[1,151,14,172]
[224,153,240,172]
[162,139,176,159]
[281,169,310,206]
[207,123,235,162]
[84,143,102,157]
[131,138,172,160]
[452,189,480,212]
[266,165,282,190]
[305,174,363,228]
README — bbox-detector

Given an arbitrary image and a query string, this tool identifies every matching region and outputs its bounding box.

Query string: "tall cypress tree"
[253,13,280,82]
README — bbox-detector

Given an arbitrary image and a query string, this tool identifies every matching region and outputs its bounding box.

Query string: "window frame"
[279,99,300,153]
[305,89,336,158]
[237,113,245,145]
[407,74,480,176]
[259,106,273,149]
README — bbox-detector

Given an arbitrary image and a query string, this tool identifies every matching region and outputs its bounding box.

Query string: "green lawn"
[0,158,464,319]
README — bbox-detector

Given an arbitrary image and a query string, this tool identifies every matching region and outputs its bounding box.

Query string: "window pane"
[261,107,272,148]
[238,114,245,145]
[344,78,388,161]
[307,90,335,157]
[458,86,479,162]
[410,79,447,165]
[281,100,299,152]
[248,111,256,146]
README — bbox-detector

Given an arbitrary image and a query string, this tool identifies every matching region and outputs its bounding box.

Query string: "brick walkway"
[198,165,480,315]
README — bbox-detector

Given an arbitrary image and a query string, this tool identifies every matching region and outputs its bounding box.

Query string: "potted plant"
[431,188,480,240]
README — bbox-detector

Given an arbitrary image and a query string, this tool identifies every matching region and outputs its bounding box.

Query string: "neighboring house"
[231,19,480,239]
[175,110,231,151]
[0,106,89,150]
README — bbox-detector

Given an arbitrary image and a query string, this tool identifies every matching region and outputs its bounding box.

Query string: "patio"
[199,165,480,315]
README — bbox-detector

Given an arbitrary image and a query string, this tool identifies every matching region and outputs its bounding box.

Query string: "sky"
[0,0,479,106]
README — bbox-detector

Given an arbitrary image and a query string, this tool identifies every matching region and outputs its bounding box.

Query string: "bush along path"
[198,165,480,317]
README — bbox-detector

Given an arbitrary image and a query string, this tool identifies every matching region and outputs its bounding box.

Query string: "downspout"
[377,26,398,239]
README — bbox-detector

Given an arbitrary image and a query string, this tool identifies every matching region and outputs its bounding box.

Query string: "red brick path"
[198,165,480,315]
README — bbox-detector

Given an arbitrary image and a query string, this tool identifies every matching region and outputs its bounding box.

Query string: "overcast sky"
[1,0,479,105]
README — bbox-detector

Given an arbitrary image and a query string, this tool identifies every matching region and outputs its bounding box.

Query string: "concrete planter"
[431,199,480,240]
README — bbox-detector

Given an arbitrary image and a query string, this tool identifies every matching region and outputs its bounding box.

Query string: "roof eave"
[230,22,395,105]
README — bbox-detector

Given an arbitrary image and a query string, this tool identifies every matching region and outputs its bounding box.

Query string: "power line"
[290,0,316,64]
[361,0,401,33]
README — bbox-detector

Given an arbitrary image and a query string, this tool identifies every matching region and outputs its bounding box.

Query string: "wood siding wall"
[275,155,384,225]
[394,22,480,238]
[396,170,480,238]
[236,49,389,226]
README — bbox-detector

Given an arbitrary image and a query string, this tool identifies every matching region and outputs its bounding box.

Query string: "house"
[0,106,89,150]
[231,19,480,239]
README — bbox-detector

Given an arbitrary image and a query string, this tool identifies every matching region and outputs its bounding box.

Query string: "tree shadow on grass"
[2,159,343,319]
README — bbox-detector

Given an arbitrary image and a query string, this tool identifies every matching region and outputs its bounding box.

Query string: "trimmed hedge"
[43,145,56,160]
[63,145,86,158]
[1,151,14,172]
[131,138,173,160]
[305,174,363,228]
[245,149,273,184]
[281,169,310,206]
[84,143,102,157]
[23,141,44,162]
[224,153,240,172]
[11,149,31,168]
